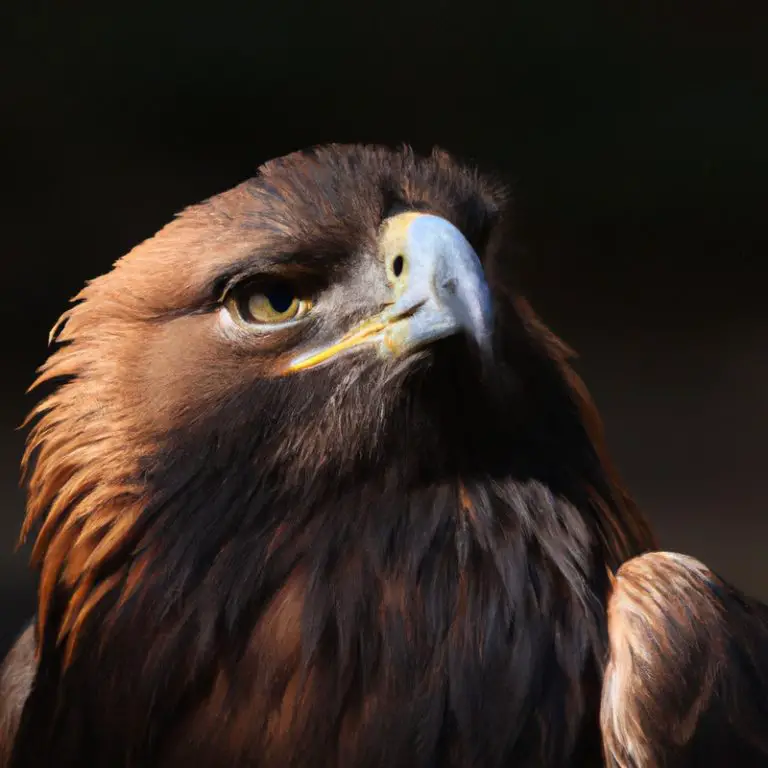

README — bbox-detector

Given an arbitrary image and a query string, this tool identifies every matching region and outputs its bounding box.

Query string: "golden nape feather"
[1,143,766,768]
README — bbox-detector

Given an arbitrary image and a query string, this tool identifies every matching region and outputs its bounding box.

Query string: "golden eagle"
[2,145,767,767]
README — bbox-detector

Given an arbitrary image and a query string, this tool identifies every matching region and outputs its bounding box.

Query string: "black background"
[2,1,767,655]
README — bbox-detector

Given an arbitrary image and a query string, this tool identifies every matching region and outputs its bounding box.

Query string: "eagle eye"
[225,279,312,327]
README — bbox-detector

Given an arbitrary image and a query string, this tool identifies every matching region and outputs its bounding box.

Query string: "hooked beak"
[286,212,493,372]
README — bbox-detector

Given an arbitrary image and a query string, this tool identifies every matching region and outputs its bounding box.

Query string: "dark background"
[2,1,767,656]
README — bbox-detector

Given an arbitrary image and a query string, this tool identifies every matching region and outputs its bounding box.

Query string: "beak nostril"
[442,277,458,295]
[392,254,405,279]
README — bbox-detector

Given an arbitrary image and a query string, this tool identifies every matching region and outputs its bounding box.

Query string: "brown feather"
[602,551,768,766]
[10,144,657,767]
[0,624,36,768]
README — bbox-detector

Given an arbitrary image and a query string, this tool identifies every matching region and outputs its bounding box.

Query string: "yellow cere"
[284,212,428,373]
[378,212,423,295]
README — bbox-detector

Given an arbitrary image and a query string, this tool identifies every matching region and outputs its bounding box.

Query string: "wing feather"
[0,622,36,768]
[601,551,768,766]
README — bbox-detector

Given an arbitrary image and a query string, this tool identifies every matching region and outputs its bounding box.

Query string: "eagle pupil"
[266,284,295,314]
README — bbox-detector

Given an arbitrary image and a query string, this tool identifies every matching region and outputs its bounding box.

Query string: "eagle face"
[52,145,517,495]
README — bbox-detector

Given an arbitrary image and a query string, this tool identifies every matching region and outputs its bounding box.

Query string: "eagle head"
[17,144,653,767]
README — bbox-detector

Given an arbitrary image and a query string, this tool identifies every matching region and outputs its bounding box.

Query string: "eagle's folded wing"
[0,623,35,768]
[601,551,768,767]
